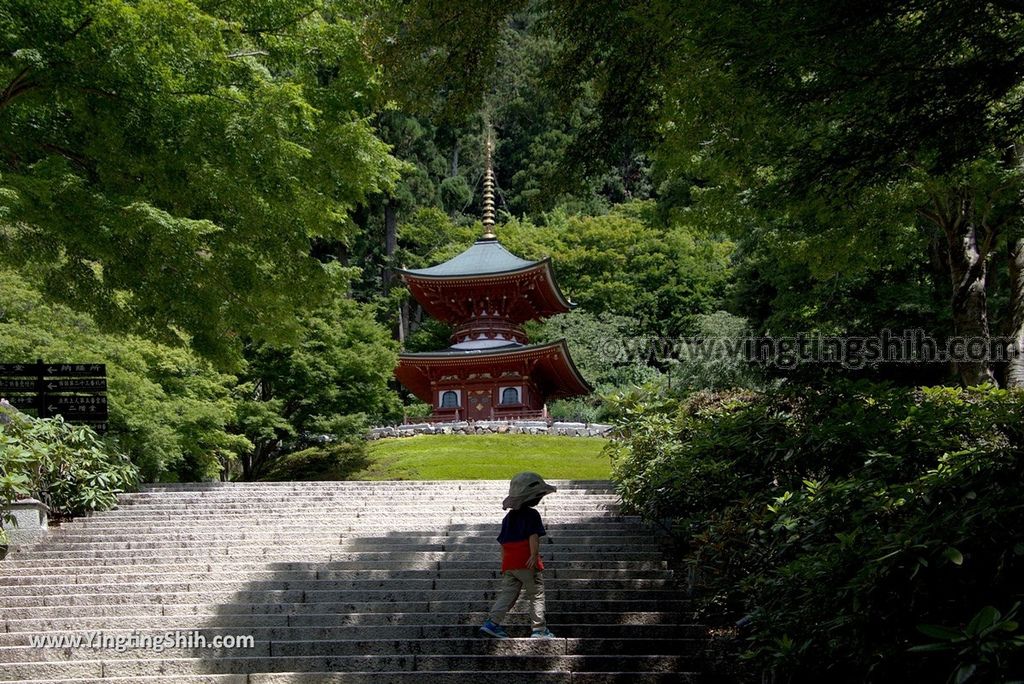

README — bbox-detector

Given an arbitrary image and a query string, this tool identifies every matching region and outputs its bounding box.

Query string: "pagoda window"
[440,390,460,408]
[500,387,521,405]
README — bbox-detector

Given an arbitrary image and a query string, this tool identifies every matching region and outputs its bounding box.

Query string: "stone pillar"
[3,498,49,545]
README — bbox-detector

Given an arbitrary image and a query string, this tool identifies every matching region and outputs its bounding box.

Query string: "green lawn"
[355,434,612,480]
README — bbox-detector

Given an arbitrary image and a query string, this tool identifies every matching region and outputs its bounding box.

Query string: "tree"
[234,286,400,480]
[0,268,246,481]
[0,0,399,363]
[549,1,1024,386]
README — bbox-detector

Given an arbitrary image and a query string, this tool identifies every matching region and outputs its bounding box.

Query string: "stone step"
[44,531,644,542]
[0,654,695,680]
[0,599,693,620]
[38,535,652,547]
[11,672,693,684]
[135,481,615,490]
[117,495,622,504]
[0,568,675,585]
[0,587,686,609]
[57,523,647,533]
[1,636,703,662]
[4,611,690,632]
[0,480,701,680]
[0,559,669,571]
[54,520,641,530]
[105,501,621,508]
[75,515,639,524]
[0,623,705,645]
[1,577,676,597]
[104,509,623,517]
[24,538,661,550]
[6,550,665,563]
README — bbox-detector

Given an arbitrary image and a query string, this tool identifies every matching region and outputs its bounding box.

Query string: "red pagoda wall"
[428,371,543,420]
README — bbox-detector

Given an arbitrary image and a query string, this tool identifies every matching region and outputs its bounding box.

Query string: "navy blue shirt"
[497,506,546,544]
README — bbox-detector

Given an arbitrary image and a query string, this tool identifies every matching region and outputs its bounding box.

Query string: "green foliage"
[0,0,400,362]
[666,312,767,394]
[505,203,735,337]
[401,402,433,420]
[0,269,247,481]
[545,398,601,424]
[530,310,660,391]
[261,442,370,481]
[910,603,1024,684]
[0,406,138,543]
[235,291,400,479]
[607,382,1024,681]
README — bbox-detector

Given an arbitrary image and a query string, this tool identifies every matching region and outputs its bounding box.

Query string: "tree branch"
[227,50,270,59]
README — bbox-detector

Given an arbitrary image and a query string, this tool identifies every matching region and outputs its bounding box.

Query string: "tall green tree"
[549,0,1024,386]
[0,0,399,363]
[234,286,400,480]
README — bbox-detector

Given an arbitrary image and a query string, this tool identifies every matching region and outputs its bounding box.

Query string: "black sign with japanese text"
[0,360,108,432]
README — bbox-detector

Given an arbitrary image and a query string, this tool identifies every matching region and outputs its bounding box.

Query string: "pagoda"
[394,137,590,421]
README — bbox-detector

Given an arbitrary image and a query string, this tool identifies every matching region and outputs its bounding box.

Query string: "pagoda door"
[467,389,492,420]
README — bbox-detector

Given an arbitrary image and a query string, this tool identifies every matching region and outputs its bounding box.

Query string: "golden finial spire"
[481,130,497,240]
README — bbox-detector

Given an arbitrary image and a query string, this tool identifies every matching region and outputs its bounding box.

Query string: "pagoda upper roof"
[397,237,538,278]
[396,236,574,323]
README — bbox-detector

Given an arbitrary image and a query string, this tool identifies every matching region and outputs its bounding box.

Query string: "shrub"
[402,401,433,421]
[260,442,370,481]
[607,381,1024,682]
[0,405,139,543]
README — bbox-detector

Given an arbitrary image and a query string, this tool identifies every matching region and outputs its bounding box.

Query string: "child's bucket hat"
[502,471,557,509]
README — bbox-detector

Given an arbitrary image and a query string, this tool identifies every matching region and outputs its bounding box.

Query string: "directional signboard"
[4,396,39,410]
[0,360,108,432]
[42,364,106,377]
[43,379,107,392]
[47,396,108,418]
[0,364,39,377]
[0,379,37,392]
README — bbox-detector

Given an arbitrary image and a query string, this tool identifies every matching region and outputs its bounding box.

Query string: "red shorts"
[501,539,544,572]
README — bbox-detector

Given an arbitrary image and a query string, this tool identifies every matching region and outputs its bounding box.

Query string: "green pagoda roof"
[397,238,539,278]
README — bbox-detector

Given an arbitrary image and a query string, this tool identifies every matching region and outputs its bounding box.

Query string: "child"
[480,471,557,639]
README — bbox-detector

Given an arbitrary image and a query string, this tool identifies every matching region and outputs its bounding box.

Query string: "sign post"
[0,359,108,432]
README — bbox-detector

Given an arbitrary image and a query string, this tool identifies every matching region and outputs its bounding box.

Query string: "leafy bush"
[607,381,1024,682]
[260,442,370,481]
[0,405,139,543]
[547,397,602,423]
[402,402,433,421]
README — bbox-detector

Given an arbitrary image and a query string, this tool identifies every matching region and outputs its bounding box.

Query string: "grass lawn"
[355,433,612,480]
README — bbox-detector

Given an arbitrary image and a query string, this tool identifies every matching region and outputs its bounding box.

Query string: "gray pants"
[486,569,546,629]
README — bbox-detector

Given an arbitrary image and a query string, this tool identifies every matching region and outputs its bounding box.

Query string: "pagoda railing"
[402,410,550,425]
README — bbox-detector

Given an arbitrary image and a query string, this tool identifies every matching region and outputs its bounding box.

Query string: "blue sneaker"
[530,627,556,639]
[480,620,509,638]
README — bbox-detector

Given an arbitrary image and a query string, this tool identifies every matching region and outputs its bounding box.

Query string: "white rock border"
[368,420,613,440]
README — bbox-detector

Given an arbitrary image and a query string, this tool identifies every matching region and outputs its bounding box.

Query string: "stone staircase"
[0,480,703,683]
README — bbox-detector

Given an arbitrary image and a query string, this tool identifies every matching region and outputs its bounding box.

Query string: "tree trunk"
[1007,237,1024,387]
[946,216,997,386]
[383,199,398,290]
[450,138,461,177]
[399,298,409,344]
[241,451,254,481]
[922,190,998,386]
